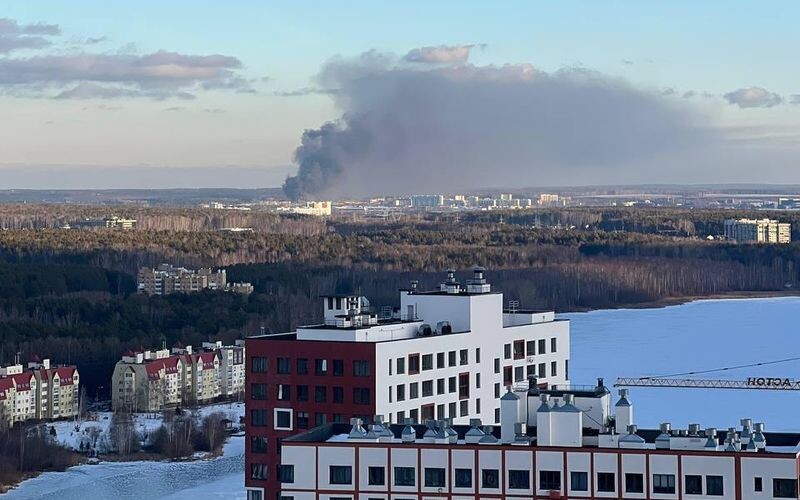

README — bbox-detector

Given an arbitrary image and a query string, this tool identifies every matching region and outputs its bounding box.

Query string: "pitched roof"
[196,351,217,368]
[10,373,33,390]
[55,366,77,385]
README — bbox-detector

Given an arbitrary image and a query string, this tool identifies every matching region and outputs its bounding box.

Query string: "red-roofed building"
[0,356,79,426]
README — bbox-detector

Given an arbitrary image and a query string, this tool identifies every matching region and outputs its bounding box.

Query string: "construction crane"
[614,355,800,391]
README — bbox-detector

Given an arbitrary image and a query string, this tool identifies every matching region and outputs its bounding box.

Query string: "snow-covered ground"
[48,401,245,452]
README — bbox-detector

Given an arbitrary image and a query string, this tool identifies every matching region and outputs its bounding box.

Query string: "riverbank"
[566,289,800,313]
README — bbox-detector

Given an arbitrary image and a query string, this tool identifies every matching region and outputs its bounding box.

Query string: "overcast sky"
[1,1,799,190]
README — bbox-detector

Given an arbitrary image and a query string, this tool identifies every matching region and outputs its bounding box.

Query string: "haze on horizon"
[2,1,800,194]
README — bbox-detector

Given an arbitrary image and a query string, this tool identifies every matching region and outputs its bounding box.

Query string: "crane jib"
[746,377,800,388]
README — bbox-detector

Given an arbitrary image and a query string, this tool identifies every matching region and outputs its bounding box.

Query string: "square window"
[448,402,456,418]
[250,436,267,453]
[251,357,267,373]
[422,354,433,371]
[251,383,267,400]
[278,464,294,483]
[448,376,456,393]
[455,468,472,488]
[425,468,446,488]
[250,409,268,427]
[774,479,798,498]
[277,357,290,374]
[571,471,588,491]
[368,466,385,486]
[296,358,308,374]
[394,466,416,486]
[503,366,512,386]
[685,475,702,495]
[509,470,530,489]
[625,473,644,493]
[353,360,370,377]
[274,409,292,430]
[422,380,433,397]
[494,358,500,374]
[353,387,370,405]
[540,470,561,491]
[653,474,676,494]
[332,359,344,376]
[315,412,327,426]
[538,362,546,379]
[458,373,470,399]
[706,475,724,496]
[459,400,468,416]
[597,472,615,492]
[296,411,309,429]
[329,465,352,485]
[514,366,524,382]
[551,361,558,378]
[513,340,524,359]
[250,463,267,480]
[482,469,500,489]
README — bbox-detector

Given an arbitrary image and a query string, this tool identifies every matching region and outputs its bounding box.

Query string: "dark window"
[422,380,433,397]
[278,464,294,483]
[250,463,267,480]
[494,358,500,374]
[436,352,445,368]
[503,366,512,386]
[436,378,445,395]
[448,376,456,393]
[774,479,797,498]
[476,373,481,388]
[476,398,481,413]
[754,476,763,492]
[514,366,524,382]
[410,408,418,423]
[551,361,558,377]
[625,473,644,493]
[458,373,469,399]
[333,386,344,403]
[513,340,524,359]
[653,474,676,494]
[368,466,385,485]
[250,436,267,453]
[527,364,536,378]
[397,384,405,401]
[332,359,344,376]
[436,404,445,419]
[571,471,588,491]
[329,465,352,485]
[538,362,546,378]
[540,470,561,491]
[394,466,416,486]
[597,472,615,492]
[315,412,327,426]
[685,475,702,494]
[421,404,434,421]
[408,354,420,374]
[276,384,290,401]
[459,349,468,365]
[251,383,267,400]
[296,385,308,401]
[526,340,536,356]
[353,387,370,405]
[538,338,546,354]
[353,360,370,377]
[422,354,433,371]
[396,357,405,374]
[332,413,343,423]
[424,468,446,488]
[315,386,327,403]
[277,357,290,374]
[455,468,472,488]
[475,348,481,363]
[250,409,267,426]
[448,402,456,418]
[509,470,530,489]
[315,359,327,375]
[296,358,308,374]
[448,351,456,367]
[707,475,724,496]
[494,383,500,398]
[551,337,557,352]
[482,469,500,489]
[410,382,419,399]
[296,411,308,428]
[275,410,291,429]
[503,343,511,360]
[251,357,267,373]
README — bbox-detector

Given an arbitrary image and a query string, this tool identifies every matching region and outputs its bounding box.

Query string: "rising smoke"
[282,50,735,200]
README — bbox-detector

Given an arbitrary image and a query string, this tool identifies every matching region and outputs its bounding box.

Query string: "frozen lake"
[6,296,800,499]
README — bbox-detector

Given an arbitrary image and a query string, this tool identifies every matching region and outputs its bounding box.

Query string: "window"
[482,469,500,489]
[475,348,481,363]
[503,366,512,386]
[278,464,294,483]
[368,466,385,485]
[250,436,267,453]
[459,400,468,416]
[250,463,267,480]
[425,468,446,488]
[504,343,511,360]
[653,474,676,494]
[422,380,433,397]
[538,338,546,354]
[353,360,370,377]
[625,473,644,493]
[455,468,472,488]
[774,479,797,498]
[436,378,445,395]
[526,340,536,356]
[436,352,445,368]
[448,402,456,418]
[538,362,546,378]
[436,404,445,419]
[408,354,420,374]
[570,471,588,491]
[333,386,344,403]
[248,491,264,500]
[476,373,481,388]
[448,376,456,393]
[251,356,267,373]
[514,366,524,382]
[458,373,470,399]
[597,472,615,492]
[332,413,343,423]
[706,475,724,496]
[397,384,406,401]
[251,383,267,400]
[353,387,370,405]
[397,410,405,423]
[275,409,291,430]
[459,349,468,365]
[388,358,392,375]
[540,470,561,491]
[476,398,481,413]
[332,359,344,376]
[277,357,290,374]
[494,407,500,423]
[513,340,524,359]
[250,409,267,426]
[296,358,308,374]
[396,357,405,374]
[754,476,763,492]
[296,385,308,401]
[509,470,530,489]
[315,359,327,375]
[329,465,352,485]
[422,354,433,371]
[277,384,290,401]
[448,351,456,367]
[494,358,500,374]
[494,383,500,398]
[296,411,309,429]
[315,386,327,403]
[685,475,702,494]
[394,466,416,486]
[551,361,557,378]
[315,413,327,426]
[550,337,557,352]
[410,382,419,399]
[421,403,434,421]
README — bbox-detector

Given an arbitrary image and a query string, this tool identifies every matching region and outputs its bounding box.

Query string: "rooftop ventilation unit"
[435,321,452,335]
[466,266,491,294]
[417,324,433,336]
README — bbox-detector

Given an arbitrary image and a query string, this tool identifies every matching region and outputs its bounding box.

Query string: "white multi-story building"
[204,340,245,398]
[0,357,79,426]
[724,218,791,244]
[279,380,800,500]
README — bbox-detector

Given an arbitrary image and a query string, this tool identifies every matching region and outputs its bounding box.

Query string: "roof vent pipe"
[688,424,701,436]
[401,418,416,443]
[349,418,366,439]
[656,423,671,449]
[465,418,485,444]
[752,422,766,449]
[705,428,718,449]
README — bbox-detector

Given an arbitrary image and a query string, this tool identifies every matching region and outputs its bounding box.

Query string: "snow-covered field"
[49,401,245,452]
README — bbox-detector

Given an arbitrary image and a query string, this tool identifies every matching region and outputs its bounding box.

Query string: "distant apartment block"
[284,201,332,216]
[410,195,445,208]
[724,218,791,244]
[70,216,137,230]
[0,356,80,426]
[137,264,252,295]
[111,340,244,412]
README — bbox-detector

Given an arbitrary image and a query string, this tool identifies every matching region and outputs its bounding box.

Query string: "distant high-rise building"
[137,264,252,295]
[723,218,791,244]
[410,195,445,207]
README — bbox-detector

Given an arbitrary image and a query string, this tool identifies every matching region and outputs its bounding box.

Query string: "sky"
[1,1,799,191]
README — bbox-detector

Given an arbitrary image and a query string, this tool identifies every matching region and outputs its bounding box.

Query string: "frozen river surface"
[6,296,800,499]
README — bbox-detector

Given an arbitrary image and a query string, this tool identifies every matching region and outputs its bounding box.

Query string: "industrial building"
[245,268,570,499]
[724,218,791,244]
[277,379,799,500]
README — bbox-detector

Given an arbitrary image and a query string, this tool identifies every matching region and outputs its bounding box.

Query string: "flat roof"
[408,290,503,297]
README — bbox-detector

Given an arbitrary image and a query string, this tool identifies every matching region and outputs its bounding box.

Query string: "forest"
[0,206,798,397]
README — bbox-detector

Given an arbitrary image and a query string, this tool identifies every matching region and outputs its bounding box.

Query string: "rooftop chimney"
[466,266,491,294]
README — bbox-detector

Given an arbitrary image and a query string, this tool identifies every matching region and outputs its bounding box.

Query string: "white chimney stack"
[615,389,633,433]
[500,386,520,444]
